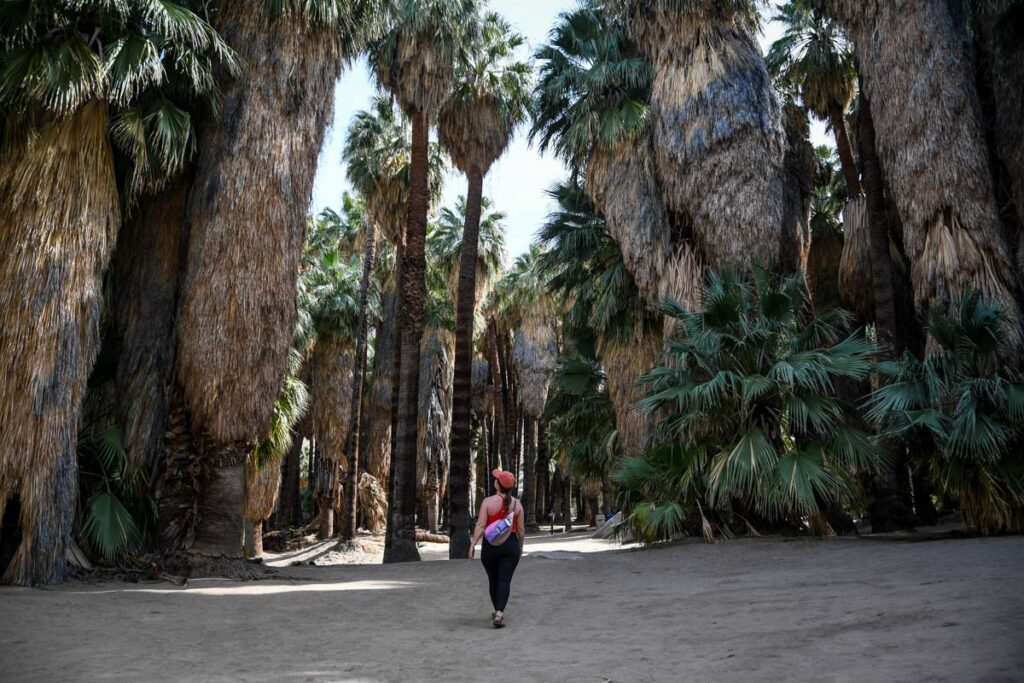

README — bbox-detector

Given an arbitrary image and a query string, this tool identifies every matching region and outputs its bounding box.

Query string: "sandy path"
[2,534,1022,682]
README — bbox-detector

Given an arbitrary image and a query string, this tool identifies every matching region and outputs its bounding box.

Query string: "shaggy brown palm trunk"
[114,175,191,484]
[832,0,1022,348]
[523,417,539,531]
[828,104,862,195]
[163,3,341,565]
[447,166,484,558]
[628,6,786,269]
[341,223,377,543]
[0,101,118,585]
[384,111,429,563]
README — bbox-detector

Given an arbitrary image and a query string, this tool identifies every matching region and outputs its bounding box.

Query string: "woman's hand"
[468,543,476,560]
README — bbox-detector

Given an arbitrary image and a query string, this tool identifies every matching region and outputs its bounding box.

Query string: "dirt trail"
[2,534,1022,682]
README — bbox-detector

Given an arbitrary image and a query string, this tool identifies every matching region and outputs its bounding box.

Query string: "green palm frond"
[530,1,652,171]
[868,293,1024,534]
[617,266,880,537]
[766,0,856,118]
[0,0,236,194]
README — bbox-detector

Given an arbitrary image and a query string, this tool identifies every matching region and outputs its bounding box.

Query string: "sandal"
[493,611,505,629]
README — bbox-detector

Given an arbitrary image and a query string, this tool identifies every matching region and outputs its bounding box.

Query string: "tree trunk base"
[382,532,420,563]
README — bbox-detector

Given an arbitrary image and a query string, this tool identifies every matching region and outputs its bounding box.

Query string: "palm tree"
[369,0,481,563]
[302,209,375,540]
[243,368,309,558]
[867,294,1024,535]
[436,11,528,551]
[164,0,385,563]
[436,8,527,548]
[491,246,561,528]
[432,194,508,549]
[817,0,1023,351]
[531,4,701,312]
[416,239,457,534]
[806,146,846,313]
[536,179,662,458]
[0,1,232,585]
[342,95,446,514]
[606,0,789,270]
[617,267,881,541]
[767,0,861,195]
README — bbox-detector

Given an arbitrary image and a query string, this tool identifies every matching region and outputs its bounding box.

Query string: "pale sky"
[309,0,830,265]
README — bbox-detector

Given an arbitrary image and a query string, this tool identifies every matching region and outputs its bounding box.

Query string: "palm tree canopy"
[0,0,236,196]
[766,0,856,119]
[368,0,482,118]
[430,194,507,301]
[530,2,651,172]
[489,244,554,330]
[343,93,448,243]
[437,11,531,174]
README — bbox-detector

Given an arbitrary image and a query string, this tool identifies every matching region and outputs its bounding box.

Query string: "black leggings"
[481,534,520,611]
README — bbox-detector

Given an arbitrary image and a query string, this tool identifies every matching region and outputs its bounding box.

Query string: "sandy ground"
[1,533,1023,682]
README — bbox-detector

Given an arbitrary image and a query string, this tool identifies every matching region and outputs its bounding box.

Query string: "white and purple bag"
[484,508,514,544]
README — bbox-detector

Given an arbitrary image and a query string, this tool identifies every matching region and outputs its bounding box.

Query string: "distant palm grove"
[1,0,1023,586]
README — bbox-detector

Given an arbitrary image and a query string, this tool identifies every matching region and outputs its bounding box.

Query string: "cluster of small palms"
[867,294,1024,534]
[616,267,881,541]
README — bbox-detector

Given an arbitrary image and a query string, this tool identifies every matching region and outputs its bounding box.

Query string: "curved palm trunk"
[164,3,341,563]
[448,166,484,558]
[828,104,862,195]
[0,101,118,585]
[384,110,429,563]
[341,222,377,542]
[631,6,786,269]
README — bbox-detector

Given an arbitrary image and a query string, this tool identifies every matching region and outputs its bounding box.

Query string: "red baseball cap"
[492,469,516,489]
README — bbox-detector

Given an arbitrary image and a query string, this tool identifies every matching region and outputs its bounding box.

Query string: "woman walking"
[469,469,525,628]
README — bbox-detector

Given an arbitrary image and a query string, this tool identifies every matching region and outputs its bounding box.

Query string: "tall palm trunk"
[448,166,484,558]
[537,421,549,524]
[164,3,341,562]
[341,223,377,542]
[0,101,119,585]
[114,175,191,484]
[828,104,862,195]
[276,416,306,528]
[858,93,898,352]
[384,110,429,563]
[523,417,538,530]
[366,281,396,485]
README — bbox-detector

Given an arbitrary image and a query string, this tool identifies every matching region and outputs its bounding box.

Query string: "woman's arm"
[469,499,488,559]
[515,501,525,546]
